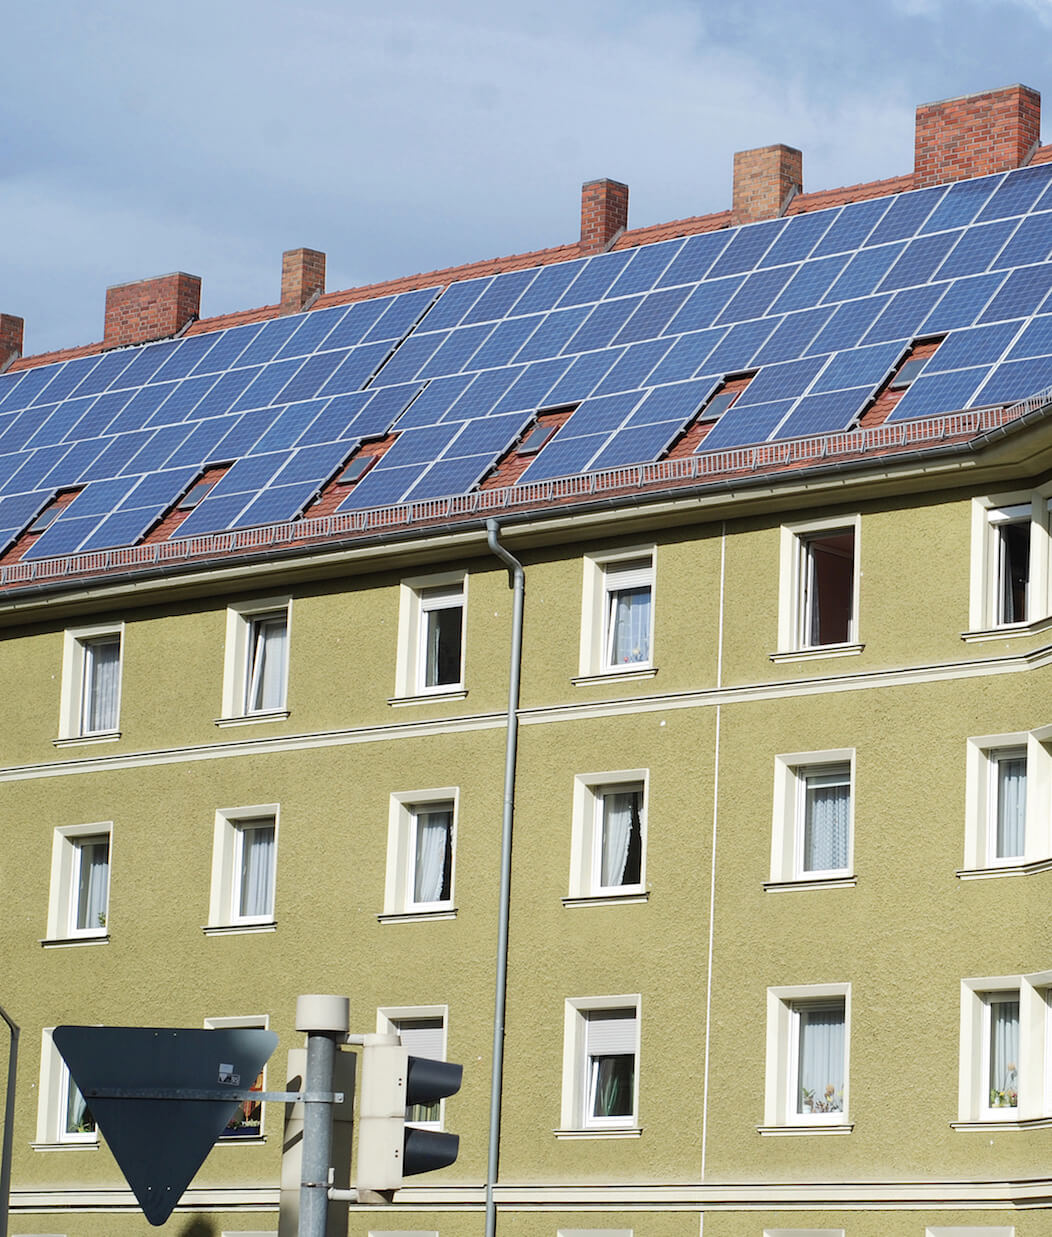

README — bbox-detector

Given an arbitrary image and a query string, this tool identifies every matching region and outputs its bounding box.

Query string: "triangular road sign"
[54,1025,278,1226]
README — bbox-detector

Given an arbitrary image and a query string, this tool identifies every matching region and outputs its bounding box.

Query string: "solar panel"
[192,323,263,374]
[824,244,905,303]
[232,481,323,528]
[920,272,1006,332]
[976,163,1052,221]
[587,420,684,470]
[275,350,350,403]
[919,173,1002,233]
[236,317,303,368]
[772,387,871,439]
[462,268,539,325]
[990,211,1052,269]
[444,411,532,457]
[606,239,682,297]
[416,279,491,332]
[276,306,350,359]
[613,287,692,346]
[645,330,724,386]
[655,231,732,288]
[404,453,498,501]
[510,262,583,316]
[862,286,945,344]
[319,298,393,350]
[514,306,591,364]
[316,341,392,395]
[925,321,1024,371]
[627,378,719,425]
[812,341,907,392]
[707,218,787,278]
[21,513,100,559]
[886,366,992,419]
[447,367,525,420]
[363,287,440,342]
[171,492,254,538]
[36,357,102,405]
[704,319,780,372]
[665,277,746,334]
[561,391,646,437]
[770,254,849,314]
[469,315,544,369]
[759,209,836,267]
[879,231,960,291]
[277,441,356,486]
[592,339,674,394]
[716,265,797,324]
[70,350,138,398]
[974,355,1052,405]
[79,506,164,552]
[695,400,795,451]
[1005,314,1052,360]
[864,184,945,246]
[335,461,428,510]
[417,324,494,379]
[252,400,330,453]
[558,250,635,307]
[978,262,1052,323]
[516,431,608,482]
[812,196,890,256]
[735,356,826,406]
[566,298,643,354]
[752,306,835,365]
[935,219,1017,280]
[495,357,572,412]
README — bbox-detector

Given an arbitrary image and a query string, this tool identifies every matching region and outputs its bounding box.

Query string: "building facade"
[1,84,1052,1237]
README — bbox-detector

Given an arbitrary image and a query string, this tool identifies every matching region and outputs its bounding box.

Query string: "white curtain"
[996,755,1027,859]
[796,1003,844,1114]
[238,822,275,918]
[84,638,120,732]
[65,1076,93,1135]
[803,771,850,872]
[989,997,1019,1107]
[600,791,639,887]
[248,617,287,712]
[76,838,109,931]
[414,809,451,904]
[609,586,651,664]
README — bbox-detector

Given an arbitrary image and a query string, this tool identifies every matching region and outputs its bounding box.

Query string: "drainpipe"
[0,1003,19,1237]
[484,519,524,1237]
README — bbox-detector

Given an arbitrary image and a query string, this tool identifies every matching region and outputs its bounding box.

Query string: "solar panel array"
[5,161,1052,557]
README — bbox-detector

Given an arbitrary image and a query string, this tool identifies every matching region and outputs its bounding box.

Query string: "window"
[769,751,854,887]
[207,806,278,931]
[45,823,111,943]
[205,1016,268,1140]
[35,1029,97,1146]
[220,597,291,722]
[377,1007,448,1127]
[560,997,640,1135]
[889,355,928,389]
[393,573,467,701]
[969,493,1052,633]
[567,772,647,902]
[382,791,457,919]
[962,732,1052,873]
[777,518,860,656]
[578,548,656,680]
[763,984,851,1131]
[58,623,123,741]
[957,972,1052,1125]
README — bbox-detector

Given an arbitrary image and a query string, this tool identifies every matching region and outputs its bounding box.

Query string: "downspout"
[0,1003,19,1237]
[484,519,524,1237]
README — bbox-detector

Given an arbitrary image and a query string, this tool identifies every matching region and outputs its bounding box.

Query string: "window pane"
[424,603,463,687]
[238,821,275,918]
[396,1017,444,1123]
[802,768,850,872]
[222,1067,264,1137]
[64,1077,95,1135]
[607,585,651,664]
[588,1054,634,1118]
[82,636,120,732]
[803,530,854,645]
[796,1002,845,1114]
[988,997,1019,1108]
[247,615,287,712]
[599,789,643,887]
[412,807,453,904]
[997,521,1030,623]
[995,753,1027,859]
[75,837,109,931]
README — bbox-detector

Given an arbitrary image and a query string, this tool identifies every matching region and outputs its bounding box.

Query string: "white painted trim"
[389,690,469,707]
[384,788,459,915]
[561,995,641,1132]
[579,545,656,677]
[221,596,291,720]
[765,983,851,1129]
[568,770,648,899]
[46,821,112,942]
[776,515,860,654]
[57,621,124,741]
[208,804,279,929]
[395,570,468,698]
[770,750,854,885]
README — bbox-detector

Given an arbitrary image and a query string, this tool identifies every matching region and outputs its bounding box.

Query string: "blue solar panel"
[236,318,303,368]
[152,334,224,383]
[613,287,692,346]
[209,452,292,499]
[517,431,608,482]
[380,423,462,469]
[920,272,1006,333]
[1005,314,1052,359]
[355,383,424,432]
[88,390,138,435]
[716,266,797,324]
[695,400,795,451]
[772,387,871,439]
[509,262,584,316]
[926,321,1023,371]
[920,173,1003,233]
[335,461,428,510]
[405,453,499,501]
[417,324,494,379]
[936,219,1018,280]
[974,355,1052,406]
[192,323,263,374]
[468,315,543,369]
[736,356,826,406]
[991,211,1052,269]
[592,339,675,395]
[588,419,684,470]
[70,351,138,398]
[495,357,573,412]
[187,368,260,420]
[704,318,780,373]
[276,350,350,403]
[813,197,891,256]
[394,376,474,429]
[163,418,233,469]
[0,490,51,527]
[606,240,683,297]
[35,357,102,405]
[79,506,164,552]
[752,307,835,365]
[320,298,394,350]
[123,467,200,510]
[276,306,350,359]
[89,432,156,480]
[865,185,945,246]
[646,330,725,386]
[707,218,787,278]
[212,407,283,460]
[364,287,440,342]
[252,400,329,453]
[0,407,51,453]
[420,279,492,331]
[22,514,99,559]
[513,306,591,364]
[559,251,635,307]
[823,244,905,303]
[445,411,532,457]
[976,164,1052,221]
[542,350,624,406]
[318,341,393,395]
[886,366,992,419]
[566,298,642,354]
[771,254,849,314]
[879,231,960,292]
[111,340,181,389]
[813,340,906,392]
[446,368,523,420]
[159,373,222,421]
[759,209,836,267]
[29,398,96,447]
[171,492,254,538]
[461,269,539,325]
[0,373,26,413]
[628,378,719,425]
[66,476,141,517]
[123,424,193,474]
[232,481,323,527]
[234,362,302,412]
[358,332,444,388]
[276,440,355,485]
[656,231,732,288]
[862,286,945,344]
[40,438,107,489]
[665,277,745,334]
[561,391,646,437]
[119,383,179,430]
[978,262,1052,323]
[1,368,54,411]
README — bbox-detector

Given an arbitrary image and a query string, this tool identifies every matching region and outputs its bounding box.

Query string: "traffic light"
[356,1034,462,1193]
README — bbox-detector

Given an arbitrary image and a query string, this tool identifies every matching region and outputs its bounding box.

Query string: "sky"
[3,0,1052,356]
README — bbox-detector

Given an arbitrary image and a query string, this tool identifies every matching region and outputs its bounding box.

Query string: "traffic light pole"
[295,995,350,1237]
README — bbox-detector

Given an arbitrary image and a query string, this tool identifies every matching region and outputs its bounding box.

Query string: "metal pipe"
[0,1004,19,1237]
[299,1029,337,1237]
[483,519,525,1237]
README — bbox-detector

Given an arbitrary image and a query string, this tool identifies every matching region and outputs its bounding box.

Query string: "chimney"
[0,314,24,371]
[281,247,326,314]
[914,84,1041,188]
[104,273,201,348]
[732,145,803,224]
[580,179,629,253]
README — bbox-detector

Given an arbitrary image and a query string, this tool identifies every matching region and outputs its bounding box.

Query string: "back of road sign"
[53,1025,278,1226]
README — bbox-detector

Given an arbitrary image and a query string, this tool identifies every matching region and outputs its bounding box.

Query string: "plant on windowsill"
[802,1083,843,1113]
[990,1065,1018,1108]
[97,912,106,928]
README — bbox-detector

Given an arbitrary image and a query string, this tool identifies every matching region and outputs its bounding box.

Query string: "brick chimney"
[732,145,803,225]
[580,178,629,253]
[914,84,1041,188]
[281,247,326,314]
[0,314,24,371]
[104,273,201,348]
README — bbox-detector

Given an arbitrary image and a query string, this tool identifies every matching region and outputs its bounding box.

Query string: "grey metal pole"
[295,995,349,1237]
[0,1004,19,1237]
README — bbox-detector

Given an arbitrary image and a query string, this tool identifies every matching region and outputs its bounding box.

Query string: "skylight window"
[699,390,739,421]
[889,357,929,390]
[517,423,558,456]
[179,479,217,510]
[27,506,62,534]
[337,455,377,484]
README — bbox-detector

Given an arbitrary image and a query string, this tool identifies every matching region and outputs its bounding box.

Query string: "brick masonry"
[732,145,803,224]
[281,248,326,314]
[0,314,24,370]
[580,179,629,253]
[103,273,202,347]
[914,84,1041,187]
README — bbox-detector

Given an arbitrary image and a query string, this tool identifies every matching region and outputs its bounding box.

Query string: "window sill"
[757,1122,853,1136]
[377,908,458,924]
[764,875,856,893]
[40,934,110,948]
[31,1140,99,1152]
[53,731,121,749]
[215,1133,267,1145]
[562,891,650,908]
[572,667,658,687]
[388,689,468,708]
[961,615,1052,643]
[951,1116,1048,1131]
[769,643,864,664]
[215,710,290,728]
[957,856,1052,880]
[553,1126,642,1140]
[202,921,277,936]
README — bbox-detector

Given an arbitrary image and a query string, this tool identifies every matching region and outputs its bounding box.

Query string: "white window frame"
[381,790,458,921]
[35,1028,98,1147]
[57,622,124,743]
[566,770,648,904]
[393,571,467,703]
[763,983,851,1133]
[962,731,1052,875]
[577,547,656,681]
[957,972,1052,1126]
[206,805,279,933]
[219,596,291,724]
[968,490,1052,635]
[377,1005,449,1130]
[45,822,112,944]
[776,516,861,658]
[204,1015,269,1141]
[769,750,855,888]
[558,996,641,1137]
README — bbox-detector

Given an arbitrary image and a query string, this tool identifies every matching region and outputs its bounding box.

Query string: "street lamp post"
[0,1004,19,1237]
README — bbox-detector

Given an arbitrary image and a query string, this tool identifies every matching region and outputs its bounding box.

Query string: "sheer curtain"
[803,770,850,872]
[796,1003,845,1114]
[995,754,1027,859]
[600,791,641,888]
[84,637,120,732]
[609,586,651,664]
[75,838,109,931]
[248,617,287,712]
[65,1075,94,1135]
[238,821,275,918]
[413,808,452,904]
[988,997,1020,1107]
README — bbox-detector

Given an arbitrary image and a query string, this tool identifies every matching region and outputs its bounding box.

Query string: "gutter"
[483,519,524,1237]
